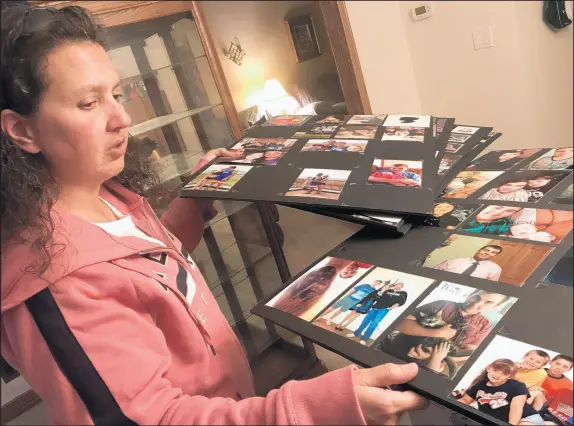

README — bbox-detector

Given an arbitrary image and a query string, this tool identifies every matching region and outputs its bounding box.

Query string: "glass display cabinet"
[2,1,316,421]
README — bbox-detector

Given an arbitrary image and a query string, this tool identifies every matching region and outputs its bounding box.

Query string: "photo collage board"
[253,145,573,425]
[181,114,462,215]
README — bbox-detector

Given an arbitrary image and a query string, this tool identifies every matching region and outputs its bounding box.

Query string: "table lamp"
[261,78,301,117]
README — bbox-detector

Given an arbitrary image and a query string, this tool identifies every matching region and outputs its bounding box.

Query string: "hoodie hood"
[1,182,172,312]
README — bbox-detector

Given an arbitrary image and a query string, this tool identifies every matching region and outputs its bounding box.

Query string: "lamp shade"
[263,78,288,101]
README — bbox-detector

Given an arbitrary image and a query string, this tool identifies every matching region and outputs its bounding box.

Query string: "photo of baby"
[379,282,517,379]
[422,234,553,286]
[293,124,340,138]
[423,202,482,230]
[448,134,472,144]
[446,143,464,153]
[368,159,423,188]
[230,138,297,152]
[451,335,573,425]
[459,206,573,244]
[451,126,480,135]
[544,247,573,287]
[300,139,368,153]
[264,115,311,126]
[384,114,431,128]
[381,127,425,143]
[442,171,504,199]
[438,154,462,175]
[335,125,378,139]
[467,149,541,171]
[184,164,252,192]
[312,268,434,347]
[479,170,572,203]
[266,257,373,319]
[285,168,352,200]
[218,150,286,166]
[346,115,387,125]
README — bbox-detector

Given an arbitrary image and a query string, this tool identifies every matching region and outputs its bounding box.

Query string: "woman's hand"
[203,147,244,163]
[353,363,429,425]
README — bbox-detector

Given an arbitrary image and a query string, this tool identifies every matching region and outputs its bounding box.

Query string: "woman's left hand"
[203,147,244,162]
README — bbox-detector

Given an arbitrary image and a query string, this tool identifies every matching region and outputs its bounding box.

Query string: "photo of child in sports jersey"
[368,159,423,188]
[266,257,373,320]
[300,139,367,153]
[381,127,425,143]
[451,335,573,425]
[459,206,573,244]
[312,267,434,347]
[380,282,517,379]
[285,168,351,200]
[184,164,252,192]
[263,115,311,126]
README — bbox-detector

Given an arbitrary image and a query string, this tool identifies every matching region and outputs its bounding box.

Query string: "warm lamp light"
[260,78,300,117]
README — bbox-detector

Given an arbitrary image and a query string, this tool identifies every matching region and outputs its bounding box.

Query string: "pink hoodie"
[1,166,366,425]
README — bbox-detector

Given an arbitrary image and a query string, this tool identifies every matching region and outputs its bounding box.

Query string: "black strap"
[26,288,137,425]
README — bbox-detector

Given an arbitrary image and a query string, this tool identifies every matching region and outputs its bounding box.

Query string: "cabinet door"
[492,240,552,286]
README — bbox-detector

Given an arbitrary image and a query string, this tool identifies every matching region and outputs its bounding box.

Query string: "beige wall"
[202,1,337,112]
[345,1,573,149]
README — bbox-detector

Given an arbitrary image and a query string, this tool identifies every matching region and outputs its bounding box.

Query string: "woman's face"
[15,42,131,186]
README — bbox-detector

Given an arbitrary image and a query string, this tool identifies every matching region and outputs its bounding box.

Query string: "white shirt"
[434,257,502,281]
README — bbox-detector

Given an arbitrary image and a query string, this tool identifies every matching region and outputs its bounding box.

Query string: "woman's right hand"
[353,363,429,425]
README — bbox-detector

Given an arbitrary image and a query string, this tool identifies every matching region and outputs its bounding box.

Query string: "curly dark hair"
[1,3,161,275]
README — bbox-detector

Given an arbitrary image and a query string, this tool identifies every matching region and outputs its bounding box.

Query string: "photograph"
[436,118,447,134]
[452,126,480,135]
[381,127,425,143]
[285,168,352,200]
[448,134,472,144]
[383,114,431,128]
[438,154,462,175]
[479,170,572,203]
[379,282,517,379]
[335,125,378,139]
[312,115,348,125]
[422,234,553,286]
[551,184,573,205]
[218,150,286,166]
[543,247,573,287]
[459,206,573,244]
[523,147,574,171]
[300,139,368,153]
[230,138,297,152]
[446,143,464,153]
[423,202,482,230]
[346,115,387,125]
[264,115,311,126]
[266,257,373,319]
[451,335,573,425]
[293,124,340,138]
[184,164,252,192]
[312,268,435,347]
[467,149,541,171]
[368,159,423,188]
[442,171,504,199]
[285,14,321,63]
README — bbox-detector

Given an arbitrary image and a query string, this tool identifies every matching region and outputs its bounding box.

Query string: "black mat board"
[252,146,573,425]
[180,115,441,215]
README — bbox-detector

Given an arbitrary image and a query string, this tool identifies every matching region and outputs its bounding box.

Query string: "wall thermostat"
[411,3,433,21]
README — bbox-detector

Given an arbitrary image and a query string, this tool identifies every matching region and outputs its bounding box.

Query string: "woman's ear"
[0,109,41,153]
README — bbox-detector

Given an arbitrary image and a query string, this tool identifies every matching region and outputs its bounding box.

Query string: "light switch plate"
[472,26,494,50]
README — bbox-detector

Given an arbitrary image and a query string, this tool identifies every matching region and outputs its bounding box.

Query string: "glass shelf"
[120,57,207,86]
[129,104,221,136]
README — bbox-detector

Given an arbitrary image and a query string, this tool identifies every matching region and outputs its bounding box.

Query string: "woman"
[0,3,426,425]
